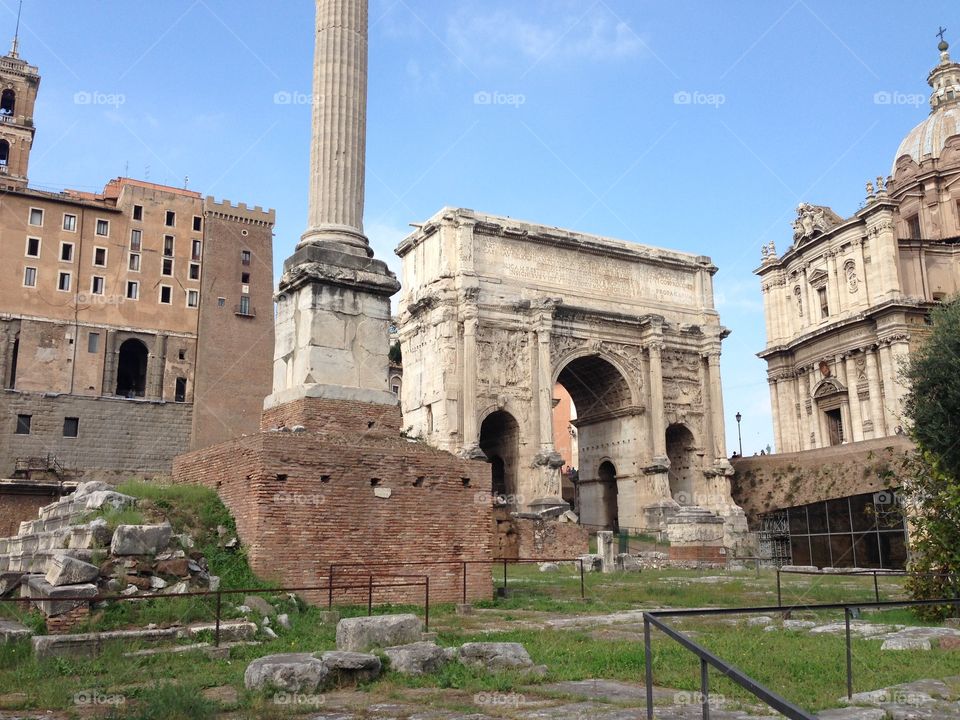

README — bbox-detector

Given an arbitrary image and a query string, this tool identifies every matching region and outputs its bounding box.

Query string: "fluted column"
[536,327,554,449]
[648,341,667,460]
[844,354,864,442]
[706,352,728,459]
[768,378,782,453]
[299,0,370,255]
[461,313,479,449]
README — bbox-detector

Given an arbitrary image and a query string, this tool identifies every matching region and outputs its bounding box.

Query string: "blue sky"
[8,0,956,454]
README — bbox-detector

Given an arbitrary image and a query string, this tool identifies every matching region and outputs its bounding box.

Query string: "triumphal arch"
[396,208,745,536]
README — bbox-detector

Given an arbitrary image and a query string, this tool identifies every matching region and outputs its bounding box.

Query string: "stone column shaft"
[300,0,370,255]
[878,343,899,433]
[865,348,886,437]
[827,253,841,315]
[649,343,667,460]
[707,353,727,459]
[769,379,783,453]
[461,316,479,447]
[537,329,554,449]
[844,355,864,442]
[807,370,820,448]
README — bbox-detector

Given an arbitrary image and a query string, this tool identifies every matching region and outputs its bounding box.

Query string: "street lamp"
[735,412,743,457]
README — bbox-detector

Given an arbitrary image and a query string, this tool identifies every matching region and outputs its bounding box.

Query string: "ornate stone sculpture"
[844,260,859,293]
[793,203,830,241]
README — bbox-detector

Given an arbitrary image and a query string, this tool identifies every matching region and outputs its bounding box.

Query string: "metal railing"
[644,596,960,719]
[775,567,957,606]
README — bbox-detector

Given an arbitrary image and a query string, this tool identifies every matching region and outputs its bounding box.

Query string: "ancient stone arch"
[396,208,743,533]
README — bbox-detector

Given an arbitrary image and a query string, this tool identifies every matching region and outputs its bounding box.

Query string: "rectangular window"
[93,247,107,267]
[63,214,77,232]
[193,216,202,232]
[241,250,251,265]
[29,208,43,226]
[187,289,199,308]
[15,414,31,435]
[88,332,100,353]
[63,417,79,438]
[128,253,141,272]
[191,239,201,261]
[175,377,187,403]
[160,285,172,304]
[25,237,40,257]
[130,229,142,251]
[126,281,139,300]
[217,297,225,307]
[165,210,176,227]
[91,276,105,295]
[60,242,74,262]
[818,286,829,318]
[95,219,109,237]
[132,204,143,221]
[239,295,251,315]
[907,214,921,239]
[241,272,250,284]
[162,257,173,276]
[57,271,71,292]
[163,235,174,257]
[23,266,36,287]
[188,263,200,280]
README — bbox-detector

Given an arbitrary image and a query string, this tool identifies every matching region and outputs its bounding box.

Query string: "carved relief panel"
[477,326,530,389]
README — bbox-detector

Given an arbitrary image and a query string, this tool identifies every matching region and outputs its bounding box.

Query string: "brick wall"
[0,389,192,478]
[0,483,64,537]
[493,508,589,560]
[261,397,403,437]
[731,436,913,526]
[174,398,493,605]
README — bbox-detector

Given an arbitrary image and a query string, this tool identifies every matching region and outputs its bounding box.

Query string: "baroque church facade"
[757,37,960,452]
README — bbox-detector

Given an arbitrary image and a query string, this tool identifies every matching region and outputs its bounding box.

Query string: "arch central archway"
[116,339,148,398]
[554,354,636,528]
[479,410,520,502]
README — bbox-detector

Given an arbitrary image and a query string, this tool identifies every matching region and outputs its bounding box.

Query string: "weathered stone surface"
[578,554,603,573]
[81,490,136,513]
[458,642,534,670]
[32,627,179,659]
[818,709,887,719]
[780,565,819,573]
[0,619,31,644]
[243,653,328,693]
[383,641,449,675]
[45,554,99,587]
[182,620,258,642]
[539,562,560,573]
[335,614,422,652]
[0,572,25,596]
[277,613,291,630]
[155,558,191,577]
[881,637,931,651]
[614,553,641,572]
[73,481,113,498]
[319,650,382,684]
[25,576,97,616]
[110,523,172,556]
[243,595,274,616]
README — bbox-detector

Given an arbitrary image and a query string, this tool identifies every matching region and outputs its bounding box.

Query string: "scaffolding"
[758,510,792,568]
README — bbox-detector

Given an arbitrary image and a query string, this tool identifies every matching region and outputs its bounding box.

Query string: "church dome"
[892,36,960,175]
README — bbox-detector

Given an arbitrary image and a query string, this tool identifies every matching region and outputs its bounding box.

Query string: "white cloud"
[445,2,646,70]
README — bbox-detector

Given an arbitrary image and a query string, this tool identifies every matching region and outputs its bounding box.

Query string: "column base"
[297,224,372,257]
[264,383,399,410]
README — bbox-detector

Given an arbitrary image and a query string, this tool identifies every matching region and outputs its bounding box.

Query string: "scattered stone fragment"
[383,641,449,675]
[262,626,278,639]
[277,613,291,630]
[881,637,932,651]
[243,653,328,693]
[319,650,382,684]
[44,554,99,587]
[539,562,560,573]
[149,576,168,590]
[458,642,534,670]
[335,614,422,652]
[110,523,173,556]
[0,619,31,644]
[244,595,274,616]
[747,615,773,627]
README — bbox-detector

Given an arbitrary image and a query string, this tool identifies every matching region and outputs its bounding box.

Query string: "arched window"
[115,339,148,398]
[0,140,10,167]
[1,89,15,116]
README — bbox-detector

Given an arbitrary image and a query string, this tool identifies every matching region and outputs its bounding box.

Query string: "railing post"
[367,575,373,616]
[776,569,782,608]
[845,607,853,700]
[873,571,880,603]
[580,558,585,600]
[425,576,430,632]
[701,658,711,720]
[462,561,467,605]
[503,558,508,594]
[214,590,222,647]
[328,565,334,608]
[644,616,654,720]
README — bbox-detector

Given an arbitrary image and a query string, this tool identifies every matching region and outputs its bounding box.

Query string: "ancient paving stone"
[320,651,382,684]
[881,637,932,651]
[0,619,31,643]
[458,642,534,670]
[335,614,422,652]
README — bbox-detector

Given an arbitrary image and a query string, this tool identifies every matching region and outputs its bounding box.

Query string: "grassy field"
[1,483,956,718]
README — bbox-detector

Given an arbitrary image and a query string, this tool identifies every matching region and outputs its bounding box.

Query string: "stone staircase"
[0,481,135,610]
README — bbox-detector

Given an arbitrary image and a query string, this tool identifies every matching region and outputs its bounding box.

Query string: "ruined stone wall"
[492,508,589,560]
[0,390,192,478]
[173,402,493,605]
[731,436,913,526]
